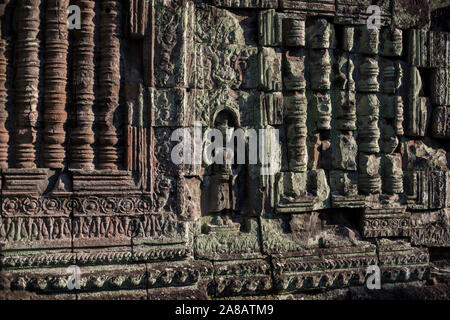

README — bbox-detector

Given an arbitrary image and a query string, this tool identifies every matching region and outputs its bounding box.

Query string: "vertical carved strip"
[379,56,403,195]
[125,101,132,171]
[0,1,10,168]
[14,0,41,168]
[333,91,356,131]
[357,95,380,153]
[309,49,331,91]
[394,96,404,136]
[43,0,69,168]
[0,39,7,168]
[71,0,95,170]
[283,48,305,91]
[383,153,403,195]
[283,18,305,47]
[128,0,148,39]
[97,0,120,169]
[357,55,381,194]
[258,9,281,46]
[285,93,308,172]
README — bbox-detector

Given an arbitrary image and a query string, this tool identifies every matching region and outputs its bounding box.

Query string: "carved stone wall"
[0,0,448,299]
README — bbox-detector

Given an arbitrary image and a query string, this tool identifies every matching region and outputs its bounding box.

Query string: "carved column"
[284,18,305,47]
[97,0,120,169]
[379,28,404,195]
[357,26,381,195]
[406,66,428,137]
[306,18,332,172]
[307,19,332,125]
[0,0,10,168]
[42,0,69,168]
[14,0,41,168]
[330,26,358,197]
[383,153,403,194]
[70,0,95,170]
[285,93,307,172]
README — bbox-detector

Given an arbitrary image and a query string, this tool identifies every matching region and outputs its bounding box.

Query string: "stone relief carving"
[0,0,448,300]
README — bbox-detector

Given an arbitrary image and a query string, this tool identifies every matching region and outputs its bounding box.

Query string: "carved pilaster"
[285,93,307,172]
[14,0,41,168]
[359,26,379,55]
[380,27,402,57]
[309,49,331,91]
[383,153,403,195]
[128,0,148,39]
[0,0,10,168]
[42,0,69,169]
[357,94,380,154]
[358,58,379,93]
[283,18,305,47]
[406,66,428,137]
[258,9,281,46]
[333,90,356,131]
[97,0,120,169]
[283,48,305,91]
[71,0,95,170]
[357,51,381,195]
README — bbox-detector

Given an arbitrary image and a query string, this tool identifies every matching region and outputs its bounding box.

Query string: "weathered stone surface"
[393,0,430,29]
[380,27,403,57]
[411,209,450,247]
[432,5,450,32]
[335,0,391,25]
[430,69,450,106]
[0,0,448,300]
[70,0,96,170]
[283,0,335,16]
[362,207,410,238]
[127,0,148,39]
[258,9,282,46]
[283,17,305,47]
[259,47,282,91]
[431,106,450,138]
[377,239,430,284]
[213,0,277,8]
